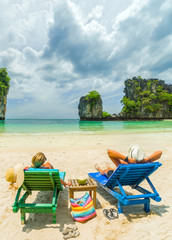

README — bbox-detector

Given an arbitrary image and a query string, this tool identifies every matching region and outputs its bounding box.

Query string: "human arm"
[107,149,138,166]
[140,151,162,163]
[44,162,54,169]
[126,157,138,164]
[60,178,72,187]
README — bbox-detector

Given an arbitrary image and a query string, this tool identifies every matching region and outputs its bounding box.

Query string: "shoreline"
[0,128,172,136]
[79,118,172,121]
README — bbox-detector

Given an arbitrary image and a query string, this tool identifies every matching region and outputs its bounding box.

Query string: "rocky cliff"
[120,77,172,119]
[78,91,103,120]
[0,95,8,120]
[0,68,10,120]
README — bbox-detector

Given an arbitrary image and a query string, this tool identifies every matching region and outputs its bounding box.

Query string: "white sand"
[0,132,172,240]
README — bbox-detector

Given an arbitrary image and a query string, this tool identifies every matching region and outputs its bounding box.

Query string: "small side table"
[68,178,97,209]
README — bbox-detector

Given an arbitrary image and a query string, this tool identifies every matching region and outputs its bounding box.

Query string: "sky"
[0,0,172,119]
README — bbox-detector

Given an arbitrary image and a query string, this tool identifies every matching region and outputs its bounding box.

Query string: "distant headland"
[78,77,172,121]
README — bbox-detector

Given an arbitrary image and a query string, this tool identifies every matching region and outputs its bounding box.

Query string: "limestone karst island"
[0,68,10,120]
[78,77,172,121]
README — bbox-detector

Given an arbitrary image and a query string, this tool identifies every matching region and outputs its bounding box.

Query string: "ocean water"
[0,119,172,134]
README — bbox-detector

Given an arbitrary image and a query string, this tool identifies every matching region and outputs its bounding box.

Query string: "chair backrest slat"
[23,169,62,191]
[105,162,162,188]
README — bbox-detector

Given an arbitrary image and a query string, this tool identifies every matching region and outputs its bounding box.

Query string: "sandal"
[103,209,115,220]
[62,225,78,235]
[63,230,80,239]
[103,208,118,220]
[110,208,118,219]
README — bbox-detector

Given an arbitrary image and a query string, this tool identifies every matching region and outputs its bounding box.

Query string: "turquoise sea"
[0,119,172,134]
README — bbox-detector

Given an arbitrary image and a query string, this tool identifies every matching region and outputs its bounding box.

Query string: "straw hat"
[6,164,24,189]
[128,145,145,162]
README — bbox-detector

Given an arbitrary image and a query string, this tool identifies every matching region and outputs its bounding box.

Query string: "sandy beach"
[0,131,172,240]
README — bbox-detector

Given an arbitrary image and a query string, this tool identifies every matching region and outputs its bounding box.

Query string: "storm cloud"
[0,0,171,118]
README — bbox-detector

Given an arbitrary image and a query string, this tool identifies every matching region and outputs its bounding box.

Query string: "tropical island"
[78,77,172,121]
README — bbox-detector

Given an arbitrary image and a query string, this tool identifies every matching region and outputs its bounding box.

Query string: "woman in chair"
[24,152,71,187]
[95,145,162,178]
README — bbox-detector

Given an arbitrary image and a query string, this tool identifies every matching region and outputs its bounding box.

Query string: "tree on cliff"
[0,68,10,97]
[120,77,172,119]
[85,90,101,111]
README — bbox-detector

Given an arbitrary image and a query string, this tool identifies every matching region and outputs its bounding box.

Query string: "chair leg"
[52,207,56,224]
[118,201,123,214]
[144,199,150,213]
[20,209,25,225]
[69,189,74,199]
[93,190,97,209]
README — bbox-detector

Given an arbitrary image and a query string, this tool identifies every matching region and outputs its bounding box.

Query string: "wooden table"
[68,178,97,209]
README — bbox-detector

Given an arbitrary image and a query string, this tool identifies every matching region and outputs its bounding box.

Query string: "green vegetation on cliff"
[102,111,111,118]
[85,91,111,118]
[121,77,172,118]
[0,68,10,97]
[85,90,101,111]
[85,90,100,102]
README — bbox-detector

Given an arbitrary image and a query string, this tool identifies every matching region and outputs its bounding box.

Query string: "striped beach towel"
[70,192,96,222]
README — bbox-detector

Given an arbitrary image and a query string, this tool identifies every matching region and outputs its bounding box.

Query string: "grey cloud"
[110,0,172,78]
[146,52,172,73]
[1,0,172,119]
[38,62,77,85]
[41,64,56,72]
[0,49,18,68]
[23,47,38,61]
[10,71,32,80]
[7,31,26,50]
[152,10,172,41]
[41,0,172,93]
[43,2,114,77]
[44,76,58,82]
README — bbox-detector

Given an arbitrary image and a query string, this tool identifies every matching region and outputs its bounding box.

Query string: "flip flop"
[63,230,80,239]
[62,225,78,235]
[110,208,118,219]
[103,209,116,220]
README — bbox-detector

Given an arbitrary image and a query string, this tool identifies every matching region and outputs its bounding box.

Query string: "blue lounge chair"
[88,162,162,214]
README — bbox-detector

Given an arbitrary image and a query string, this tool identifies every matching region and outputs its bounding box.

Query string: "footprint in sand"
[0,215,7,224]
[5,207,12,213]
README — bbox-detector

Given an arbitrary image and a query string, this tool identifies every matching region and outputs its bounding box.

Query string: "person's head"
[31,152,47,168]
[6,164,24,190]
[128,145,145,161]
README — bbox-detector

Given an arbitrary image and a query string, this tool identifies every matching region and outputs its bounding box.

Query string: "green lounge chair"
[13,169,65,224]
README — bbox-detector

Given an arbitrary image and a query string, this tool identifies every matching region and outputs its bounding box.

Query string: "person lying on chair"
[24,152,71,187]
[95,145,162,178]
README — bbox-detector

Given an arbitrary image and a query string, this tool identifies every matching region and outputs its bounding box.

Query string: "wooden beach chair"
[13,169,65,224]
[88,162,162,214]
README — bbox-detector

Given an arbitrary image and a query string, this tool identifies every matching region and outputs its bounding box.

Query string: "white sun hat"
[6,164,24,189]
[128,145,145,162]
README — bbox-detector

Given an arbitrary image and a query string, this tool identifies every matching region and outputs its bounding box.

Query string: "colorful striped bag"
[70,192,96,222]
